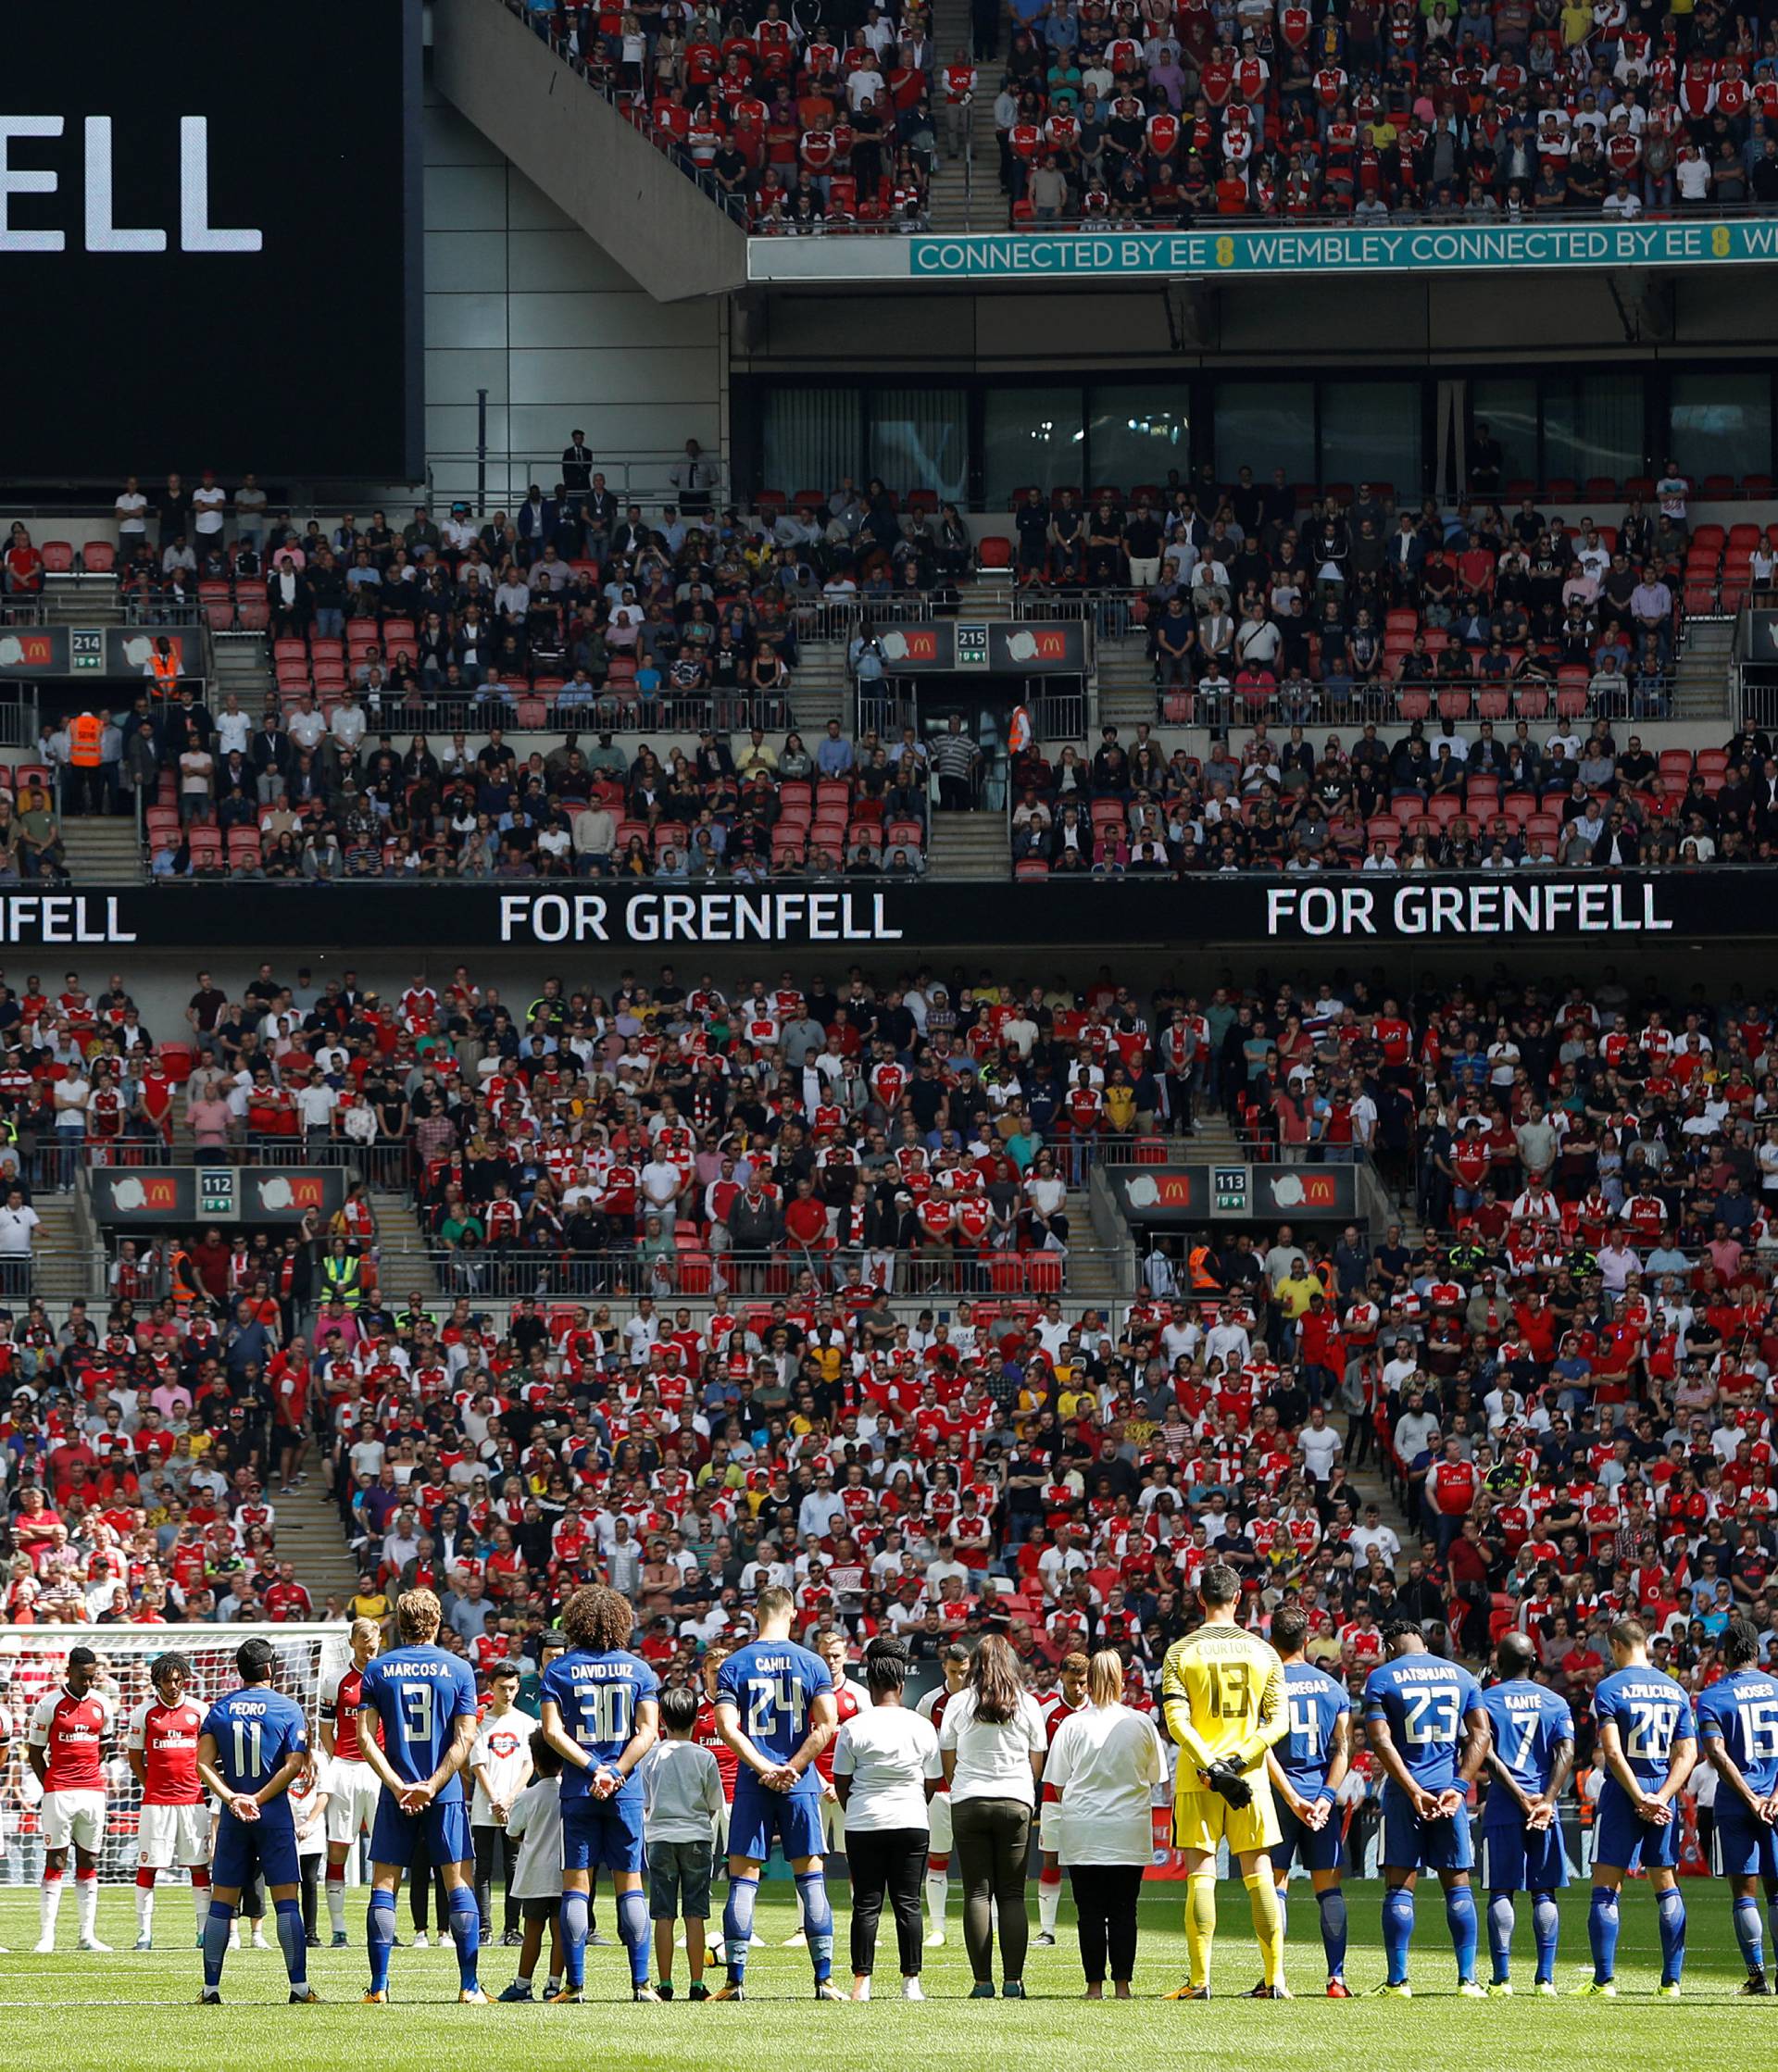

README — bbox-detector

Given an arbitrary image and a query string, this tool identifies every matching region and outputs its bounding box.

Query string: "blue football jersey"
[1697,1667,1778,1798]
[202,1686,307,1829]
[358,1645,479,1801]
[539,1647,660,1802]
[1593,1666,1696,1789]
[716,1638,833,1767]
[1279,1660,1350,1800]
[1363,1653,1484,1791]
[1482,1678,1574,1805]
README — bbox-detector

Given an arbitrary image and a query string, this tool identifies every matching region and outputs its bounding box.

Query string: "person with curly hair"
[539,1584,662,2002]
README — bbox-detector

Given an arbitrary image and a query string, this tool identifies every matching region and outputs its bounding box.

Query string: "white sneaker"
[80,1937,115,1953]
[32,1936,56,1954]
[133,1935,154,1953]
[783,1929,808,1948]
[251,1929,271,1951]
[924,1929,946,1948]
[411,1931,430,1950]
[228,1928,240,1951]
[902,1978,925,2001]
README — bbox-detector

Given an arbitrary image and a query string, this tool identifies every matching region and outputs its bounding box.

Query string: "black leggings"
[1069,1863,1144,1984]
[473,1824,520,1936]
[845,1826,927,1978]
[952,1795,1032,1984]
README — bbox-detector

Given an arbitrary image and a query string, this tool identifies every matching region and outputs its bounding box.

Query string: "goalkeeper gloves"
[1201,1757,1253,1809]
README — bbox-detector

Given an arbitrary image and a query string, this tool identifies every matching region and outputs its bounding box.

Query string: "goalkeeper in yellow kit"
[1159,1562,1291,2000]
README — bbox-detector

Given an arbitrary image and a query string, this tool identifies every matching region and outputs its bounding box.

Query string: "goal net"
[0,1623,352,1883]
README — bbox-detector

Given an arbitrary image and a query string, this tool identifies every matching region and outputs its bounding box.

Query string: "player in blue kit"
[1584,1615,1697,1999]
[1362,1622,1490,1997]
[1479,1633,1574,1997]
[355,1588,486,2003]
[193,1635,319,2006]
[539,1583,661,2003]
[1696,1617,1778,1995]
[1265,1607,1353,1997]
[713,1583,842,2001]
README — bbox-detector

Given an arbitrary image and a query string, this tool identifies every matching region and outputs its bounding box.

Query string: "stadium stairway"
[31,1184,98,1304]
[926,808,1008,877]
[926,0,997,232]
[213,629,272,714]
[1674,618,1734,718]
[1096,632,1158,731]
[269,1479,361,1607]
[60,816,145,880]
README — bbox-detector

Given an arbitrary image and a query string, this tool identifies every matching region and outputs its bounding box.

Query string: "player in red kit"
[1036,1652,1090,1945]
[319,1617,382,1945]
[916,1644,971,1944]
[29,1642,117,1953]
[127,1651,211,1949]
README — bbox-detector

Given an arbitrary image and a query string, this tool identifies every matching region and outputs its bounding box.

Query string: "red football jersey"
[127,1695,206,1805]
[29,1685,116,1791]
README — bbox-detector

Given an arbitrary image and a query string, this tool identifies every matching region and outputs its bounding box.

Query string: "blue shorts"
[728,1777,824,1865]
[1483,1817,1569,1891]
[562,1791,645,1876]
[1594,1779,1681,1874]
[1714,1807,1778,1881]
[1380,1781,1474,1875]
[1273,1796,1343,1876]
[369,1792,474,1871]
[213,1812,299,1892]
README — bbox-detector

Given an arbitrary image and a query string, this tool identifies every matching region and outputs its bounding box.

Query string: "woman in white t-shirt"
[832,1637,940,2002]
[1043,1650,1164,1999]
[938,1632,1047,1998]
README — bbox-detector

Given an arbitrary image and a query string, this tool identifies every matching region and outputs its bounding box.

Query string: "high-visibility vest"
[149,651,180,695]
[321,1253,363,1306]
[1189,1243,1218,1289]
[69,713,103,767]
[1008,704,1033,753]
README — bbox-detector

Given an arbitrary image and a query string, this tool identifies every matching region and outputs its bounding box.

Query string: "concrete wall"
[432,0,745,304]
[422,82,726,510]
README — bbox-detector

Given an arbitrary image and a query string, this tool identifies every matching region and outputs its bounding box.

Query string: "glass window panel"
[1085,385,1191,495]
[761,387,863,496]
[1469,378,1539,490]
[869,388,968,505]
[1542,371,1642,492]
[1668,371,1772,487]
[1212,381,1313,486]
[1318,381,1422,501]
[983,385,1084,505]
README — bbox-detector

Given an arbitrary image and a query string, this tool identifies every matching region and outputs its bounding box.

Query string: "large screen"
[1,3,421,480]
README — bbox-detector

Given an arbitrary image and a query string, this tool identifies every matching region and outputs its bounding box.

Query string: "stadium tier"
[15,0,1778,2034]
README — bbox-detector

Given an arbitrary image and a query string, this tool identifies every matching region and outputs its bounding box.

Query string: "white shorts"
[42,1788,106,1854]
[138,1801,210,1869]
[324,1759,381,1845]
[820,1792,845,1855]
[928,1791,953,1857]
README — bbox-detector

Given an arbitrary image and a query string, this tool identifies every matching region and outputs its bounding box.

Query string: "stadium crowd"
[514,0,1778,235]
[0,951,1770,1729]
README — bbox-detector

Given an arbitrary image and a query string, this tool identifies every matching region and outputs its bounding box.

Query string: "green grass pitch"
[0,1883,1768,2071]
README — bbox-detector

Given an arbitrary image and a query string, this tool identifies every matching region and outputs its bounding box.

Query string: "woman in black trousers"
[834,1637,941,2002]
[1044,1649,1165,1999]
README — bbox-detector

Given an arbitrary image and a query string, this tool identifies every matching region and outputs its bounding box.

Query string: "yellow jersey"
[1159,1623,1288,1781]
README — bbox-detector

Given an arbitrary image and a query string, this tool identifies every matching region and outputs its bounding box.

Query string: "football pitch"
[0,1884,1767,2070]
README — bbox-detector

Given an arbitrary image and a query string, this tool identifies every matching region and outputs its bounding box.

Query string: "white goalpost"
[0,1623,353,1883]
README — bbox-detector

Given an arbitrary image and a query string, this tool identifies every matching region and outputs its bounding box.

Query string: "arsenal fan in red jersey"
[29,1642,116,1953]
[126,1649,210,1950]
